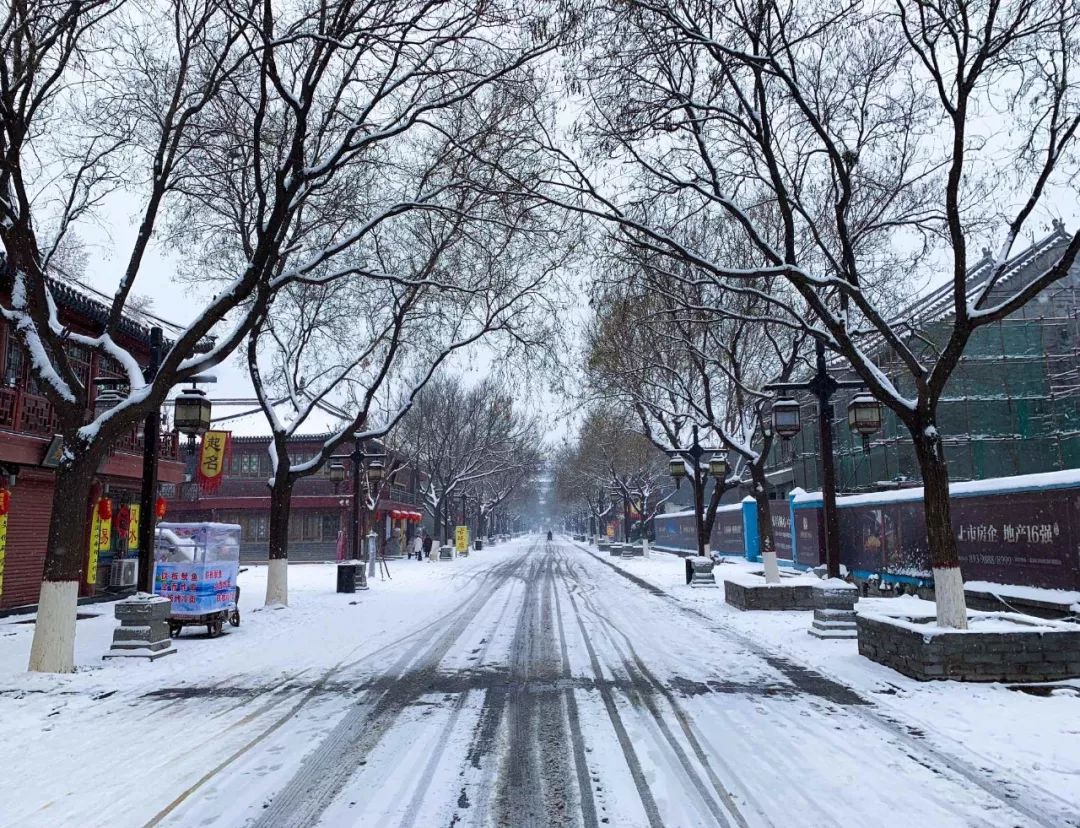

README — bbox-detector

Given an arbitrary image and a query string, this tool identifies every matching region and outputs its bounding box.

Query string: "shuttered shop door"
[1,476,55,609]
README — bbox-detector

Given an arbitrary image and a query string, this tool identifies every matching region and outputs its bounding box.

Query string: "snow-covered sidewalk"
[585,542,1080,811]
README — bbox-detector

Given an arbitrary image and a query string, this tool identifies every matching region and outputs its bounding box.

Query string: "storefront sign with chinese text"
[154,560,239,615]
[87,498,112,584]
[197,430,231,492]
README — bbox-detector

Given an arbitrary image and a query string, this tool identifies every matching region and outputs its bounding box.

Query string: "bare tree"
[553,439,616,537]
[528,0,1080,627]
[247,151,560,604]
[399,374,542,545]
[0,0,558,671]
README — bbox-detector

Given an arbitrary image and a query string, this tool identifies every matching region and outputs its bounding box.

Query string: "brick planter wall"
[724,578,856,612]
[856,614,1080,682]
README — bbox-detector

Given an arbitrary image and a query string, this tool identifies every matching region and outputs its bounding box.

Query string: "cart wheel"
[229,610,240,627]
[169,622,183,638]
[208,619,223,638]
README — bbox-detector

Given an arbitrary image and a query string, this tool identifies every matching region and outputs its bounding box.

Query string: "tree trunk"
[751,467,781,584]
[28,454,98,673]
[912,422,967,629]
[264,473,293,607]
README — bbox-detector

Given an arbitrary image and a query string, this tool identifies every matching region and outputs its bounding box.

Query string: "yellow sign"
[199,430,230,483]
[606,526,615,539]
[455,525,469,553]
[88,498,112,585]
[0,488,9,599]
[128,503,141,551]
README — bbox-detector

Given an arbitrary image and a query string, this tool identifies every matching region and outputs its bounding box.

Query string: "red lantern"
[155,496,167,520]
[116,504,132,540]
[97,498,112,522]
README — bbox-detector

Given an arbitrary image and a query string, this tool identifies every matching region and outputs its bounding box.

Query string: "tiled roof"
[0,254,157,346]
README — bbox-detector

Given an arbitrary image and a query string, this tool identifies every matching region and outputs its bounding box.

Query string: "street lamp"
[92,381,127,420]
[330,437,386,590]
[765,339,878,578]
[847,392,883,450]
[173,387,212,436]
[665,425,727,558]
[770,398,802,440]
[328,460,346,485]
[708,452,730,480]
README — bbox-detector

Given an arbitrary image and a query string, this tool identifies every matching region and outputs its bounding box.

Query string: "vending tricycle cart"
[154,522,241,638]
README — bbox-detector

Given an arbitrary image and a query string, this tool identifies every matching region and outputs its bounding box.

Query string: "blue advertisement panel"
[154,561,238,615]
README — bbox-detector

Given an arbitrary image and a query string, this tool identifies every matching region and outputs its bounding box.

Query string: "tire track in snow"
[147,552,528,828]
[394,561,521,828]
[569,539,1078,828]
[494,548,577,827]
[248,553,531,828]
[563,585,665,828]
[561,551,748,827]
[549,553,600,828]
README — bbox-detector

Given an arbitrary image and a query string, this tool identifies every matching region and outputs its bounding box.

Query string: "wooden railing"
[0,386,180,460]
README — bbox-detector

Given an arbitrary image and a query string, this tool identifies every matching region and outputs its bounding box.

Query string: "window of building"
[3,339,24,387]
[239,454,262,476]
[322,514,340,538]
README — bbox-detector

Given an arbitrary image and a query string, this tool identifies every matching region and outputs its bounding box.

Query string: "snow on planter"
[856,602,1080,682]
[723,568,857,612]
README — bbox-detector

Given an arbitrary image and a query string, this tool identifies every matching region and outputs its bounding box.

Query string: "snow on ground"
[0,547,504,827]
[590,542,1080,813]
[1,535,1078,828]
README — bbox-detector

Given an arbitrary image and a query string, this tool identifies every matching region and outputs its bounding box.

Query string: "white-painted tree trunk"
[642,537,650,557]
[762,549,781,585]
[264,558,289,607]
[933,566,968,629]
[28,580,79,673]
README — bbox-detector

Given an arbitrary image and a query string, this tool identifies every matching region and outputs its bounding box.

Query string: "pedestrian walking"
[422,531,433,562]
[411,531,423,561]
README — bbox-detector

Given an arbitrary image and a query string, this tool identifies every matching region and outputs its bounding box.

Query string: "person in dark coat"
[421,531,434,562]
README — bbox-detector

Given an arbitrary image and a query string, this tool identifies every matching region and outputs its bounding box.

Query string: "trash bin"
[337,563,357,593]
[475,539,483,551]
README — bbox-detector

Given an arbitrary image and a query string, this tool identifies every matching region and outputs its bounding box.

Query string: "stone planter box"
[856,611,1080,682]
[724,572,857,612]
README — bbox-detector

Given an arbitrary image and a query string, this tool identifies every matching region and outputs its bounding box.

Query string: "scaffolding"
[771,287,1080,494]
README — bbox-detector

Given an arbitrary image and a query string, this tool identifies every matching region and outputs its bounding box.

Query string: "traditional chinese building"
[165,430,426,562]
[765,226,1080,497]
[0,258,186,611]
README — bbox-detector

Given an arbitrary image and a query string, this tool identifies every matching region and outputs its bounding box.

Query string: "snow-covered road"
[2,536,1077,827]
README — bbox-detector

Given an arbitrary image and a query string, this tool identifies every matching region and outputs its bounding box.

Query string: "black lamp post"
[129,362,211,594]
[765,339,881,579]
[331,436,385,589]
[666,425,728,558]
